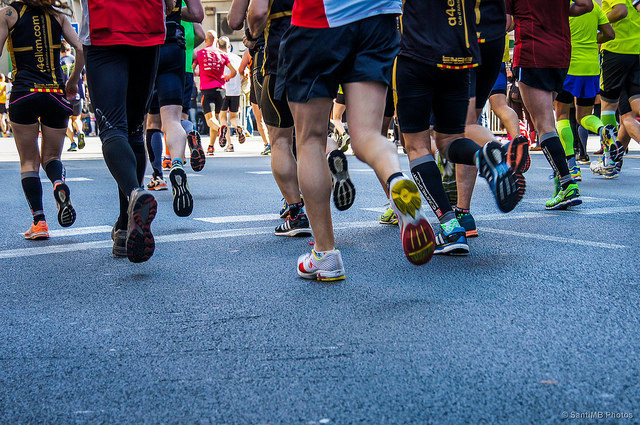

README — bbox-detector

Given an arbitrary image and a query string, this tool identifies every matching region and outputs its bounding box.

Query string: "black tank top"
[476,0,506,43]
[165,3,185,47]
[263,0,293,76]
[7,2,64,92]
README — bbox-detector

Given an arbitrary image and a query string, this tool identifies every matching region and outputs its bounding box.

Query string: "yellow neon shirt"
[569,1,609,76]
[601,0,640,54]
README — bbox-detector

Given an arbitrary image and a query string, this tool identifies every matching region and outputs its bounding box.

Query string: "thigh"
[228,96,240,113]
[433,69,470,135]
[262,75,294,128]
[127,45,160,141]
[213,88,226,114]
[395,56,435,134]
[475,38,504,109]
[156,44,186,108]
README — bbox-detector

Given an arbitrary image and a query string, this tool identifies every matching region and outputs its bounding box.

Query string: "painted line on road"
[195,214,281,224]
[478,227,627,249]
[0,219,627,260]
[246,171,272,175]
[43,177,93,182]
[16,225,113,238]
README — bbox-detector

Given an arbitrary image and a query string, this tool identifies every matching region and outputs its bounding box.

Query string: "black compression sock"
[288,202,303,218]
[21,172,44,223]
[540,132,572,179]
[43,159,65,183]
[102,134,139,195]
[132,142,147,186]
[145,129,164,177]
[410,155,453,219]
[117,189,129,231]
[444,137,481,166]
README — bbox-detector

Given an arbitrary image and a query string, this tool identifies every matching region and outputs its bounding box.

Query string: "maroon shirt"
[506,0,571,68]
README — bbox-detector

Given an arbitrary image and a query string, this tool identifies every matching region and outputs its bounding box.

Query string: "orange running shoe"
[25,220,49,240]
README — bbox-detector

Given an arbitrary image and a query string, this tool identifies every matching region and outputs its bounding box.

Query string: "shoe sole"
[298,269,346,281]
[478,142,521,213]
[53,183,76,227]
[379,219,398,225]
[391,179,435,265]
[328,150,356,211]
[506,136,529,197]
[111,229,127,257]
[126,191,157,263]
[219,127,227,148]
[148,184,169,191]
[275,228,313,237]
[434,242,470,255]
[465,229,479,238]
[170,168,194,217]
[237,127,245,144]
[25,231,49,240]
[545,197,582,210]
[187,131,206,172]
[78,133,85,150]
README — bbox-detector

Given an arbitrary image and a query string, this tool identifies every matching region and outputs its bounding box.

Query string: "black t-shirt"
[263,0,293,76]
[399,0,480,68]
[7,2,64,92]
[476,0,506,43]
[165,3,185,47]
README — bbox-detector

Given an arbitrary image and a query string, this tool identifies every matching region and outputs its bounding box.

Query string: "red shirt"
[506,0,571,68]
[194,46,230,90]
[87,0,166,47]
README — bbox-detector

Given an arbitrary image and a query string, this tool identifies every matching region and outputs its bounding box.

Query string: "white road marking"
[195,214,281,224]
[43,177,93,182]
[522,196,616,204]
[479,227,627,249]
[246,171,272,175]
[27,225,112,238]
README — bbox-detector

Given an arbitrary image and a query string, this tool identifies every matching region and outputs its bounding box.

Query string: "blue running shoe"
[475,141,521,213]
[434,227,469,255]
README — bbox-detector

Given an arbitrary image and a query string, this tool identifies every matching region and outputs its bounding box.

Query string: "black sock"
[444,138,481,166]
[132,142,147,186]
[288,202,303,218]
[117,189,128,231]
[540,132,573,188]
[410,155,453,220]
[145,129,164,178]
[385,172,404,193]
[21,172,45,223]
[43,159,65,184]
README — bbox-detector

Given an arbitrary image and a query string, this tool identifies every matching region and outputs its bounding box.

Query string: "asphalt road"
[0,136,638,424]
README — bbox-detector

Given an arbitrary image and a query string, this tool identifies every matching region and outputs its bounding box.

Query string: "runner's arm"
[247,0,269,39]
[597,23,615,44]
[607,4,628,23]
[193,23,205,48]
[228,0,250,30]
[224,62,237,82]
[0,7,18,56]
[61,15,84,100]
[238,49,251,74]
[569,0,594,16]
[182,0,204,23]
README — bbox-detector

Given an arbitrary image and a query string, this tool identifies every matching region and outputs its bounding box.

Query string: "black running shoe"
[187,130,205,172]
[111,223,127,258]
[328,150,356,211]
[476,141,521,213]
[434,227,469,255]
[126,188,157,263]
[169,166,193,217]
[53,182,76,227]
[275,212,312,237]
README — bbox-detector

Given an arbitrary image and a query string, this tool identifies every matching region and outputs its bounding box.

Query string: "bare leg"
[252,103,269,146]
[268,125,302,205]
[160,104,188,163]
[489,93,520,138]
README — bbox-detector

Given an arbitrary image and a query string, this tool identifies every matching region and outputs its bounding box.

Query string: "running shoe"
[454,208,478,238]
[505,135,530,197]
[218,125,227,148]
[77,132,86,150]
[125,188,157,263]
[224,144,234,152]
[434,227,469,255]
[297,249,346,281]
[437,152,457,207]
[53,182,76,227]
[615,158,624,173]
[111,223,127,258]
[590,158,618,179]
[169,165,193,217]
[206,145,214,156]
[67,142,77,152]
[162,157,172,170]
[260,144,271,155]
[328,150,356,211]
[24,220,49,240]
[280,198,290,218]
[601,124,623,162]
[476,141,521,213]
[545,183,582,210]
[389,176,435,265]
[379,207,398,225]
[275,212,312,237]
[187,130,206,172]
[147,176,168,191]
[237,126,246,144]
[570,165,582,181]
[576,153,590,165]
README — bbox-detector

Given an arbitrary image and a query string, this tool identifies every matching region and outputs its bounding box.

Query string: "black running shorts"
[221,95,240,113]
[600,50,640,103]
[395,55,470,134]
[250,48,265,105]
[182,72,194,115]
[71,98,83,116]
[470,37,505,109]
[148,43,187,114]
[262,74,294,128]
[201,87,226,115]
[518,67,568,93]
[9,91,71,128]
[276,14,399,102]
